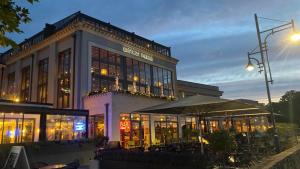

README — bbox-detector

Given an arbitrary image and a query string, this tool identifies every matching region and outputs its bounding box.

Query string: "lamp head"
[290,33,300,42]
[245,60,255,71]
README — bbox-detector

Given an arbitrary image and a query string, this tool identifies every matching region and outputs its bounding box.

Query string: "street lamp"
[246,14,299,153]
[290,33,300,42]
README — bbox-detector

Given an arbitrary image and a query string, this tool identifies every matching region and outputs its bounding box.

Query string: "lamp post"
[246,13,299,153]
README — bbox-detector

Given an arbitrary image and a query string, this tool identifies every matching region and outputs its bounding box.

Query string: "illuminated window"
[90,46,174,97]
[0,113,39,144]
[20,66,31,101]
[37,58,48,103]
[119,113,150,149]
[57,49,71,108]
[91,46,123,92]
[153,115,178,144]
[46,115,86,141]
[6,72,15,99]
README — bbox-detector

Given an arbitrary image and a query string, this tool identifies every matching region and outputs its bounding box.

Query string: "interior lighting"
[100,68,108,76]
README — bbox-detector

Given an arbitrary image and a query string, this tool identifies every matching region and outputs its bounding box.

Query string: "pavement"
[250,144,300,169]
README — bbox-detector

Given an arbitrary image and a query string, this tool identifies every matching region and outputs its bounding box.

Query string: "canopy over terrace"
[136,95,270,117]
[135,95,271,154]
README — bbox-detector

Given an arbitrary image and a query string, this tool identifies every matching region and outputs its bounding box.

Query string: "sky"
[1,0,300,103]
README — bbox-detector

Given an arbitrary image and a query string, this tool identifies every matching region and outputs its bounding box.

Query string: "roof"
[0,100,88,116]
[176,80,223,97]
[177,80,220,91]
[1,11,171,59]
[136,95,270,117]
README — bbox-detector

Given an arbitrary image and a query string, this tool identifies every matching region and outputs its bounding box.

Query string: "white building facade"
[0,12,223,146]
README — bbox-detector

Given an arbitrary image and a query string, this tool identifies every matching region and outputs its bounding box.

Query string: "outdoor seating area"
[95,127,300,169]
[92,95,300,168]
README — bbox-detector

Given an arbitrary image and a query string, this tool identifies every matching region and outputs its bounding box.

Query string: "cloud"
[1,0,300,103]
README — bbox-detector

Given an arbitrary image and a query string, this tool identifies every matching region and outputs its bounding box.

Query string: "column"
[177,115,182,139]
[150,114,156,145]
[48,43,57,106]
[39,113,47,141]
[73,31,83,109]
[15,60,21,98]
[31,52,39,102]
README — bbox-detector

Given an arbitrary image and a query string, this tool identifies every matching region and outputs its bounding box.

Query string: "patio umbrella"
[135,95,270,154]
[136,95,269,116]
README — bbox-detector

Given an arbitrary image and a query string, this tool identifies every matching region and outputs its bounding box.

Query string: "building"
[0,12,236,146]
[176,80,223,99]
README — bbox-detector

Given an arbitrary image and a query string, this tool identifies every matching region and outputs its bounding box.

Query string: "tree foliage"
[268,90,300,127]
[0,0,38,48]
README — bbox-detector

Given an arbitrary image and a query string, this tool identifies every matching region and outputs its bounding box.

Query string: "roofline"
[1,11,172,58]
[176,80,223,95]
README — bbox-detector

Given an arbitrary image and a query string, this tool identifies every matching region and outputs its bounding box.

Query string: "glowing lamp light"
[14,98,20,103]
[100,68,108,76]
[245,61,255,72]
[133,76,139,82]
[290,33,300,42]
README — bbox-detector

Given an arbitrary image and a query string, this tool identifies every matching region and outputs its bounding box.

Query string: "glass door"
[141,115,150,148]
[154,120,178,144]
[22,119,35,142]
[120,114,131,148]
[2,119,17,144]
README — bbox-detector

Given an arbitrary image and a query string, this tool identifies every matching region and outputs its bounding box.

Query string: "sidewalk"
[251,144,300,169]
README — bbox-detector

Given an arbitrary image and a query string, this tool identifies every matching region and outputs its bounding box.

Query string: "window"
[120,113,151,149]
[6,72,15,99]
[0,113,40,144]
[46,115,86,141]
[153,115,178,144]
[57,49,71,108]
[152,66,159,95]
[20,66,31,101]
[90,46,174,97]
[91,47,123,92]
[37,58,48,103]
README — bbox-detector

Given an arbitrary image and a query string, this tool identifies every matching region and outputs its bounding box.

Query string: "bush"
[208,130,236,154]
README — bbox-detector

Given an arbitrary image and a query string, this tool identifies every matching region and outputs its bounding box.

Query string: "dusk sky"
[1,0,300,103]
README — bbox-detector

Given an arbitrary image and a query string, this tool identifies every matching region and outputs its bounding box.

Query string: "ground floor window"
[89,115,104,138]
[120,113,150,149]
[153,115,178,145]
[180,116,200,142]
[0,113,40,144]
[250,116,270,132]
[46,115,86,141]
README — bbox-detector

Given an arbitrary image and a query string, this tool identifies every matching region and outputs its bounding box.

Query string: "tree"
[269,90,300,127]
[0,0,38,48]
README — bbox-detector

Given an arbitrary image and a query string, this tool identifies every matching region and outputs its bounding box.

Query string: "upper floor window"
[6,72,16,99]
[57,49,71,108]
[91,46,122,92]
[20,66,31,101]
[126,58,151,94]
[90,46,174,97]
[37,58,49,103]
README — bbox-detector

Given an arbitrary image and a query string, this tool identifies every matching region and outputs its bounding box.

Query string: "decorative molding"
[5,19,178,65]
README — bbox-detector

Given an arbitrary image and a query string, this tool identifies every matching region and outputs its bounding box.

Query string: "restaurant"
[84,93,272,149]
[0,11,269,147]
[0,100,88,144]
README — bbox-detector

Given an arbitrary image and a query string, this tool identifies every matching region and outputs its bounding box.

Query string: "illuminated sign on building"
[122,46,154,62]
[74,122,86,131]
